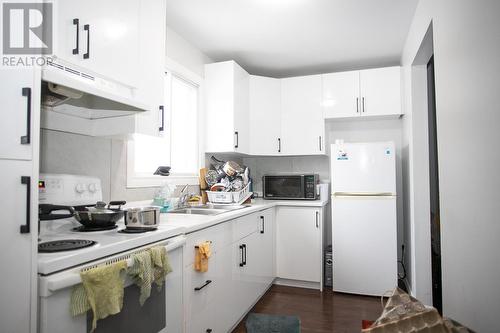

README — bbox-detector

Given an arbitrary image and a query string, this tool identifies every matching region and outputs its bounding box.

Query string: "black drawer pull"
[194,280,212,291]
[159,105,165,132]
[83,24,90,59]
[260,216,265,234]
[72,18,79,54]
[239,245,244,267]
[243,244,247,266]
[234,131,239,148]
[20,176,31,234]
[21,87,31,144]
[278,138,281,153]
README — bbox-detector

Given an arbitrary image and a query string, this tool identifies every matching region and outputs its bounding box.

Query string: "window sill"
[126,175,199,189]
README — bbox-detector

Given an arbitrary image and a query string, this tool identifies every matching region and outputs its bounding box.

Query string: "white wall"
[166,26,212,77]
[402,0,500,331]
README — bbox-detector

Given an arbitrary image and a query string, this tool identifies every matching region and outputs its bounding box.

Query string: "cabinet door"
[238,232,262,309]
[322,71,360,119]
[254,209,275,290]
[249,75,281,155]
[133,0,166,136]
[0,160,35,333]
[0,69,37,160]
[233,62,250,154]
[359,66,401,117]
[205,61,249,153]
[276,207,321,282]
[281,75,325,155]
[214,243,236,332]
[185,258,219,333]
[54,0,140,87]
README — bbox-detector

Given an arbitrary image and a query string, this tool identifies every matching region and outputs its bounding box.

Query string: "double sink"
[168,204,249,216]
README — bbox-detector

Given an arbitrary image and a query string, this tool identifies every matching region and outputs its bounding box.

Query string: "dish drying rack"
[206,182,252,205]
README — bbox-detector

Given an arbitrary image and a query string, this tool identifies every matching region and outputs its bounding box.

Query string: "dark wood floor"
[232,285,382,333]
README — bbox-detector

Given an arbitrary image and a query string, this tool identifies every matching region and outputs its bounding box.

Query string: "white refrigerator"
[331,141,397,296]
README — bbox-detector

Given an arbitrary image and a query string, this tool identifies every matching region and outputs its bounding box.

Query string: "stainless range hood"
[41,60,149,119]
[41,81,141,119]
[40,60,150,136]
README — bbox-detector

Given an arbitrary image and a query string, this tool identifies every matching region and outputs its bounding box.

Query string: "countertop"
[152,197,329,234]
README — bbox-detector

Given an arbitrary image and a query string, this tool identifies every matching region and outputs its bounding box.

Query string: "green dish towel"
[128,250,154,306]
[128,246,173,306]
[70,260,127,332]
[149,245,173,287]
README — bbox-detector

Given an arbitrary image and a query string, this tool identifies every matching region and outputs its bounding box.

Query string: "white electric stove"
[37,174,186,333]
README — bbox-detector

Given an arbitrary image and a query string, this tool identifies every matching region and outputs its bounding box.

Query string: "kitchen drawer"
[185,260,219,333]
[185,222,230,267]
[232,213,259,243]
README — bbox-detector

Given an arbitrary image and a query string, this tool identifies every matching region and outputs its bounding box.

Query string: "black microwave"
[262,174,319,200]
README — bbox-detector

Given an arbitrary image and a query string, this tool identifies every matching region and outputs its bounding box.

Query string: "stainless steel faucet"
[177,184,190,208]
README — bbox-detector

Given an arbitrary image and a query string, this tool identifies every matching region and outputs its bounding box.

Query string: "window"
[127,66,201,187]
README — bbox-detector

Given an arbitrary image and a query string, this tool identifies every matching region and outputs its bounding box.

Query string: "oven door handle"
[39,236,186,296]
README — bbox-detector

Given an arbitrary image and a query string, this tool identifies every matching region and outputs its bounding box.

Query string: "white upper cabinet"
[322,70,360,118]
[53,0,140,88]
[0,69,38,161]
[359,66,402,117]
[281,75,325,155]
[205,61,250,154]
[132,0,166,137]
[249,75,281,155]
[322,66,401,119]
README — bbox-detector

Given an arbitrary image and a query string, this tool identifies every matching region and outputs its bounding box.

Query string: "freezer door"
[332,196,397,296]
[331,142,396,194]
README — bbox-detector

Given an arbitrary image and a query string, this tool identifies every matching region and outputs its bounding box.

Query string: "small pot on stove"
[124,206,160,230]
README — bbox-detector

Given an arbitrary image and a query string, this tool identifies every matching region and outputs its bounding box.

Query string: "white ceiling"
[166,0,419,78]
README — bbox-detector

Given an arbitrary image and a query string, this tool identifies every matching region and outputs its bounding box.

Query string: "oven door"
[263,175,305,199]
[38,236,185,333]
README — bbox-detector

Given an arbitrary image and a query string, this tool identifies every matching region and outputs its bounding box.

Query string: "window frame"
[126,58,204,188]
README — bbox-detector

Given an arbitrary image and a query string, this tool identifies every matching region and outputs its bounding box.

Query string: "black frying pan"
[73,201,126,228]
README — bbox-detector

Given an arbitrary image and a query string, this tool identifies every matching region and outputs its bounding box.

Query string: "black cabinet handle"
[243,244,247,266]
[260,216,265,234]
[194,280,212,291]
[72,18,79,55]
[159,105,165,132]
[239,245,244,267]
[234,131,239,148]
[21,87,31,144]
[83,24,90,59]
[319,136,322,151]
[278,138,281,153]
[356,97,359,113]
[20,176,31,234]
[362,97,365,113]
[315,211,319,229]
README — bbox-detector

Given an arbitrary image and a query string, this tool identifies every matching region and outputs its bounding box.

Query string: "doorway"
[426,56,442,313]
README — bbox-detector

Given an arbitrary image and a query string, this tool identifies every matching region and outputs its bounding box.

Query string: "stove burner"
[118,228,157,234]
[72,225,118,232]
[39,239,96,253]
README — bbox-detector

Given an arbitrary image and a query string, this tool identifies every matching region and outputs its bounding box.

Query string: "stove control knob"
[75,183,86,194]
[88,183,98,193]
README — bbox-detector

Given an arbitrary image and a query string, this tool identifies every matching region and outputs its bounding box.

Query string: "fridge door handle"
[333,192,396,197]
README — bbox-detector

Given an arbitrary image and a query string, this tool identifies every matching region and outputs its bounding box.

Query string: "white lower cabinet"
[276,207,323,285]
[185,208,275,332]
[185,257,220,333]
[0,160,37,333]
